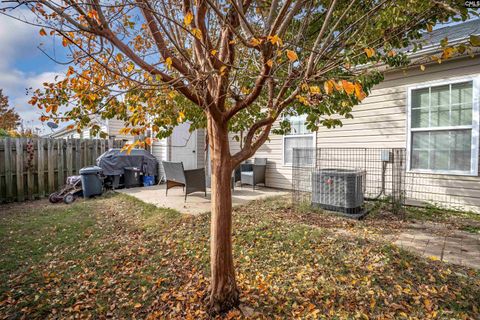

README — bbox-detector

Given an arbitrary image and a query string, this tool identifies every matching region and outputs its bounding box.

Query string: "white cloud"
[0,10,41,67]
[0,10,65,133]
[4,70,64,130]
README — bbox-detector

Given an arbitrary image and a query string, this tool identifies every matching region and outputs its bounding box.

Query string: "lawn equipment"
[48,175,83,204]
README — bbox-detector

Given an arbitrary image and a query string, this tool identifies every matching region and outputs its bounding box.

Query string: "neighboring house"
[50,118,133,141]
[50,116,206,179]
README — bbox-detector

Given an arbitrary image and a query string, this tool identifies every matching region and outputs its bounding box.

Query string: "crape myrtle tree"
[2,0,477,313]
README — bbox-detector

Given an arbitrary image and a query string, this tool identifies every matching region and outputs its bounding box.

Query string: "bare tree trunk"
[208,118,240,314]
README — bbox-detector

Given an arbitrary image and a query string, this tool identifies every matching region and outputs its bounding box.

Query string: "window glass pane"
[412,88,429,108]
[411,108,429,128]
[432,131,450,150]
[430,130,450,170]
[411,130,472,172]
[284,136,314,165]
[451,104,472,126]
[431,150,449,170]
[430,85,450,108]
[451,82,473,126]
[411,150,429,169]
[290,119,307,134]
[430,105,450,127]
[286,115,308,135]
[412,131,429,149]
[412,132,430,169]
[451,81,473,105]
[450,130,472,171]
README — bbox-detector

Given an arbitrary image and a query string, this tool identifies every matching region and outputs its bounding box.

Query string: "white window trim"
[282,115,316,166]
[406,75,480,176]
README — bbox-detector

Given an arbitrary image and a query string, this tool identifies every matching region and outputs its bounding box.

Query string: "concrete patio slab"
[116,184,288,215]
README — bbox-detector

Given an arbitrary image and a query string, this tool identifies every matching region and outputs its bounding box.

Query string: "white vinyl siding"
[407,77,479,175]
[283,115,315,166]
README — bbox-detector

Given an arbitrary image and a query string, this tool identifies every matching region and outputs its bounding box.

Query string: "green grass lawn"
[1,194,479,319]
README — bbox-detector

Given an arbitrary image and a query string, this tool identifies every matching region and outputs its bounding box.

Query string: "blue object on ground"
[143,175,155,187]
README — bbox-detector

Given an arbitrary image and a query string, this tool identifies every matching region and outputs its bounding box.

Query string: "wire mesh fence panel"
[292,148,406,216]
[402,172,478,211]
[293,147,480,214]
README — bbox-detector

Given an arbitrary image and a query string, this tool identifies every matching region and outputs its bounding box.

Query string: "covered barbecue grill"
[96,148,158,188]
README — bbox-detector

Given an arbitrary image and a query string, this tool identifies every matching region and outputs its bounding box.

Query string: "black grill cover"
[96,148,158,176]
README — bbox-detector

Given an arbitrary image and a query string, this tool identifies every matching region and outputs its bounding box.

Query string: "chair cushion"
[241,172,253,177]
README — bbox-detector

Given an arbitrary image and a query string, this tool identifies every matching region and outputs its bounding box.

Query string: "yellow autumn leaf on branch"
[334,81,343,91]
[286,50,298,62]
[87,9,99,20]
[309,86,320,94]
[219,65,227,76]
[296,95,309,106]
[342,80,355,95]
[66,66,74,77]
[324,80,335,95]
[119,127,131,135]
[184,11,193,26]
[125,142,137,155]
[62,37,69,47]
[126,62,135,73]
[266,59,273,67]
[177,111,185,123]
[240,87,250,94]
[165,57,172,70]
[250,38,261,47]
[210,49,217,56]
[441,47,454,60]
[364,47,375,58]
[168,90,177,99]
[268,34,283,46]
[116,53,123,63]
[354,83,366,101]
[420,64,426,71]
[470,34,480,46]
[39,28,47,36]
[192,28,202,39]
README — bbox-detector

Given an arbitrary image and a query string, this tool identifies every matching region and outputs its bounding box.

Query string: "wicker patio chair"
[240,158,267,189]
[162,161,207,201]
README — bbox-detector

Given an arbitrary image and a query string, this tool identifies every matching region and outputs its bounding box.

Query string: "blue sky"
[0,10,66,133]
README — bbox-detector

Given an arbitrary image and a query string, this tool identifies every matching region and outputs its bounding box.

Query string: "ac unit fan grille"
[311,169,366,214]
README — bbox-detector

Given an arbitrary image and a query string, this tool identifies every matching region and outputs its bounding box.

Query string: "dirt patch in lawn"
[1,195,479,319]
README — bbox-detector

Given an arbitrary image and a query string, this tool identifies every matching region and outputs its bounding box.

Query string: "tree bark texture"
[207,116,240,314]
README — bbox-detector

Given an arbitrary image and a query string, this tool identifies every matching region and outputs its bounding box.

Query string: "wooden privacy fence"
[0,138,123,203]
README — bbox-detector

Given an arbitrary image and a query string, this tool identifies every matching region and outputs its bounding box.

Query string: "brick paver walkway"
[391,224,480,269]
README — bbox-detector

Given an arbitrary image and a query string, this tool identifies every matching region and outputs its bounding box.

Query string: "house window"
[283,115,315,166]
[408,78,479,175]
